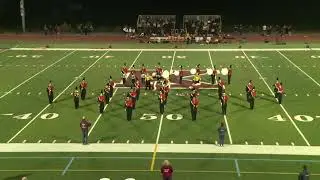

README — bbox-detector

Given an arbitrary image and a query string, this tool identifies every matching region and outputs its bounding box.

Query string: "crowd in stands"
[136,16,176,36]
[184,18,221,36]
[43,22,94,35]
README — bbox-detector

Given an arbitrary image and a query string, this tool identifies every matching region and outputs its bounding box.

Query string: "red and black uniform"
[80,118,91,145]
[47,82,54,104]
[135,81,141,101]
[97,93,105,113]
[104,84,111,104]
[156,66,163,80]
[196,65,201,74]
[159,92,166,114]
[249,88,257,109]
[163,84,170,100]
[191,97,199,121]
[246,81,254,102]
[130,72,137,88]
[161,165,173,180]
[109,79,115,97]
[274,79,281,98]
[276,84,284,104]
[129,90,137,109]
[227,65,232,84]
[211,66,217,84]
[125,97,133,121]
[179,67,183,84]
[221,94,229,115]
[122,65,128,74]
[79,79,88,100]
[218,79,225,99]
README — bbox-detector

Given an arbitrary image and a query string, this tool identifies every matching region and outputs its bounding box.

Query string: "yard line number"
[140,113,183,121]
[162,56,186,59]
[268,114,319,122]
[311,55,320,59]
[12,113,59,120]
[10,55,43,58]
[235,55,258,59]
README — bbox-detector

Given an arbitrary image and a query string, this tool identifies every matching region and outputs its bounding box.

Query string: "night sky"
[0,0,319,29]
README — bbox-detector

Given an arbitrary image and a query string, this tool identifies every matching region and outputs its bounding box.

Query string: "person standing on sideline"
[124,96,133,121]
[80,116,91,145]
[218,122,227,146]
[298,165,310,180]
[227,65,232,85]
[161,160,173,180]
[159,90,166,114]
[221,93,229,115]
[47,80,54,104]
[190,96,199,121]
[97,90,105,113]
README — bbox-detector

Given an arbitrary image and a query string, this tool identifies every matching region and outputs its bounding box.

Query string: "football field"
[0,44,320,180]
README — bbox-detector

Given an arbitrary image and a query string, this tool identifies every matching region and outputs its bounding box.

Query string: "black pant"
[142,78,145,85]
[218,89,222,99]
[228,75,231,84]
[160,102,165,114]
[191,106,197,120]
[211,75,215,84]
[110,88,113,97]
[219,135,225,146]
[104,94,110,104]
[136,89,140,101]
[82,129,88,144]
[146,80,151,90]
[274,88,278,98]
[122,78,126,85]
[277,93,283,104]
[222,103,227,115]
[179,76,183,84]
[132,97,136,109]
[48,93,54,104]
[246,92,250,102]
[99,102,104,113]
[74,97,79,109]
[81,89,86,100]
[126,107,132,121]
[131,79,136,88]
[249,97,255,109]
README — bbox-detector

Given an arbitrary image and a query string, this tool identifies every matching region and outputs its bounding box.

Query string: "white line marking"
[61,157,75,176]
[0,113,13,116]
[141,140,144,144]
[169,51,176,72]
[245,141,248,145]
[67,140,71,143]
[307,94,310,96]
[185,141,188,144]
[38,92,42,95]
[154,114,164,146]
[276,142,279,146]
[22,140,26,143]
[261,142,264,145]
[291,142,295,146]
[261,94,265,96]
[224,115,233,144]
[242,50,311,146]
[295,94,298,96]
[37,140,41,143]
[88,51,143,136]
[112,140,115,143]
[171,140,173,144]
[52,140,56,143]
[9,47,320,52]
[27,92,31,95]
[97,140,100,143]
[278,51,320,88]
[6,51,109,143]
[126,140,130,144]
[200,141,203,144]
[16,92,20,95]
[0,51,76,99]
[234,159,241,177]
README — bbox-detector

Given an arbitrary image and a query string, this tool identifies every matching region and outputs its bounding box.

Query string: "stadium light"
[20,0,26,33]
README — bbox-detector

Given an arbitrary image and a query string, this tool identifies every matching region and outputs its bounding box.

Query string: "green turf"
[0,42,320,179]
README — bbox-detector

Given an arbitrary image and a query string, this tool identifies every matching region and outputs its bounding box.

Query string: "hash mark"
[291,142,295,146]
[22,140,26,143]
[245,141,248,145]
[307,94,310,96]
[200,141,203,144]
[52,140,56,143]
[318,94,320,96]
[38,92,42,95]
[276,142,279,145]
[185,141,188,144]
[215,141,218,145]
[261,94,265,96]
[112,140,115,143]
[16,92,20,95]
[295,94,298,96]
[170,140,173,144]
[240,93,243,96]
[261,142,264,145]
[141,140,144,144]
[91,93,94,96]
[27,92,31,95]
[67,140,71,143]
[278,65,281,68]
[97,140,100,143]
[126,140,130,144]
[269,65,272,67]
[37,140,41,143]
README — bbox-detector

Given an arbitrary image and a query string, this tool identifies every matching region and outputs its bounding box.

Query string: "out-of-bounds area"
[0,39,320,180]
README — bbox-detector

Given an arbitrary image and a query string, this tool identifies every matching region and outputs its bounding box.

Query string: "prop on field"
[206,68,213,75]
[190,68,196,75]
[173,70,180,76]
[221,68,228,76]
[162,70,170,79]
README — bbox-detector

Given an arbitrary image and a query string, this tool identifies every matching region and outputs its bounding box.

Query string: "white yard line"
[169,51,176,72]
[242,50,311,146]
[1,143,320,155]
[10,47,320,52]
[0,50,76,99]
[224,115,233,144]
[234,159,241,177]
[277,50,320,87]
[150,114,164,170]
[61,157,75,176]
[208,50,214,68]
[88,50,143,136]
[6,51,109,143]
[0,49,9,54]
